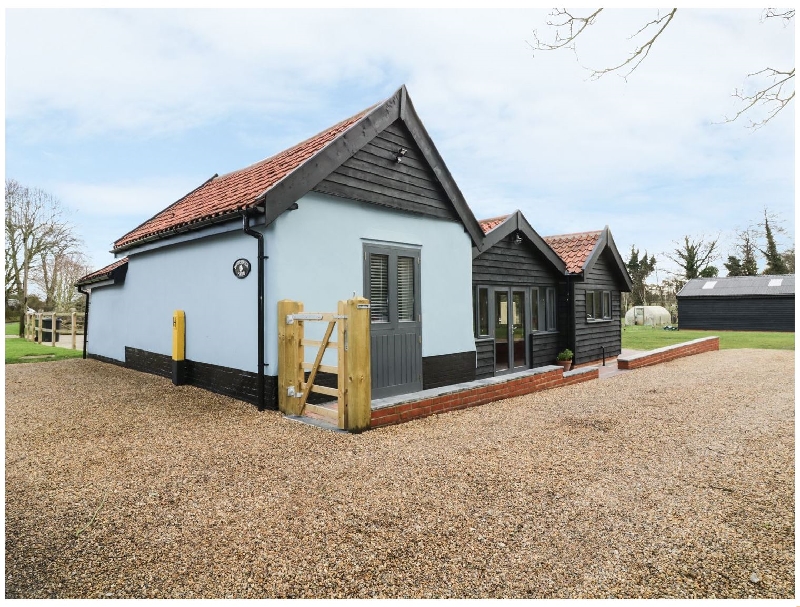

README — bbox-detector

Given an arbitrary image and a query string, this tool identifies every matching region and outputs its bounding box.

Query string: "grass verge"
[622,325,794,351]
[5,338,83,364]
[6,322,20,335]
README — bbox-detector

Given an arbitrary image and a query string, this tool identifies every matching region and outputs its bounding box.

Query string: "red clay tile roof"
[113,105,375,250]
[76,257,129,286]
[543,230,602,274]
[478,214,510,234]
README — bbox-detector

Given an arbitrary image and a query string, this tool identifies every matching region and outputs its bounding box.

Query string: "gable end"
[313,119,458,221]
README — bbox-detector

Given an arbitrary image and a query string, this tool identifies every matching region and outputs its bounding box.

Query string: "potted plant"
[556,348,573,372]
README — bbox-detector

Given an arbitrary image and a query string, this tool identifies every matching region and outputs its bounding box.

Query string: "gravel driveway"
[5,349,794,598]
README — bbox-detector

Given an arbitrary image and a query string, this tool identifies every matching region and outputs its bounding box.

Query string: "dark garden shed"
[677,275,795,332]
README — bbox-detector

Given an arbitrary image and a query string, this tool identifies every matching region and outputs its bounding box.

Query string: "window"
[586,291,596,320]
[397,257,414,321]
[530,287,539,331]
[545,287,556,331]
[365,245,420,327]
[477,287,489,336]
[586,289,611,321]
[369,254,389,323]
[472,290,477,336]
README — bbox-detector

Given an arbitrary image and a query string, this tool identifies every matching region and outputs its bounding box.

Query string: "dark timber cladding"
[530,330,563,368]
[313,120,458,220]
[473,234,566,371]
[679,297,794,331]
[475,338,494,379]
[574,248,624,365]
[473,236,561,286]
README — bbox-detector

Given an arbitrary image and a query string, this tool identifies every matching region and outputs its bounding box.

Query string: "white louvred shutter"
[370,254,389,322]
[397,257,414,321]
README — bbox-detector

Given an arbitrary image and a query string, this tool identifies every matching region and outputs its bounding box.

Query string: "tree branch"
[763,8,795,24]
[531,8,677,81]
[723,67,795,129]
[531,8,604,52]
[590,9,677,81]
[532,8,793,129]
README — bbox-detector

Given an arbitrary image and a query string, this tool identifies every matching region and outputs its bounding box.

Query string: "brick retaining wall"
[617,337,719,370]
[371,365,599,429]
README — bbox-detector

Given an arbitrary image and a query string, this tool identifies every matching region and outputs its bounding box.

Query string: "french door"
[364,244,422,399]
[493,288,527,373]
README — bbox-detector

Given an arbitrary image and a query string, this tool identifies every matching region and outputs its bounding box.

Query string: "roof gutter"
[112,207,253,254]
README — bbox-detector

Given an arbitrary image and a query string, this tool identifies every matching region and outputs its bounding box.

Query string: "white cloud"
[55,178,202,217]
[5,8,795,275]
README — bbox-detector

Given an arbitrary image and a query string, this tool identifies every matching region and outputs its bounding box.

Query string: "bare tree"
[5,180,25,308]
[33,251,91,311]
[5,179,81,335]
[780,248,794,273]
[531,8,794,128]
[664,235,719,280]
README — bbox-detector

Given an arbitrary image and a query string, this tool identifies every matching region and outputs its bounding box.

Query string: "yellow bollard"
[172,310,186,385]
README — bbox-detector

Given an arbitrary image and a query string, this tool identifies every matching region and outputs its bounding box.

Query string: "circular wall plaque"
[233,258,251,279]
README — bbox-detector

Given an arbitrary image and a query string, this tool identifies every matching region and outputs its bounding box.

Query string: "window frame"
[586,289,613,322]
[545,287,557,331]
[368,253,390,324]
[585,291,596,321]
[474,286,490,337]
[363,244,421,329]
[396,256,415,323]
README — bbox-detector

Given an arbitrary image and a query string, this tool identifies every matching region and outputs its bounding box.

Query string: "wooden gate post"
[344,297,371,431]
[51,312,57,347]
[278,299,303,416]
[337,300,348,429]
[37,312,43,343]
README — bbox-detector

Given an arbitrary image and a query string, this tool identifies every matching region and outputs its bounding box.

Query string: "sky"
[4,8,795,284]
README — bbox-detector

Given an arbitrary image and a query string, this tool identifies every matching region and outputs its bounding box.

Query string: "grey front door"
[364,244,422,399]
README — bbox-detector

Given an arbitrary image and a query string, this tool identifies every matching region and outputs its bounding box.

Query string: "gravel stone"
[5,349,794,598]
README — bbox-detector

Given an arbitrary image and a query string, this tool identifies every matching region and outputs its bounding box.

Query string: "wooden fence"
[24,310,84,350]
[278,297,371,432]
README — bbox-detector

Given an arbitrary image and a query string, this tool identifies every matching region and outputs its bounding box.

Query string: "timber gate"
[277,297,371,432]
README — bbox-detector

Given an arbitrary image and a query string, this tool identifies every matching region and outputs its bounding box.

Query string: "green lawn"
[6,322,19,335]
[5,338,83,364]
[622,325,795,351]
